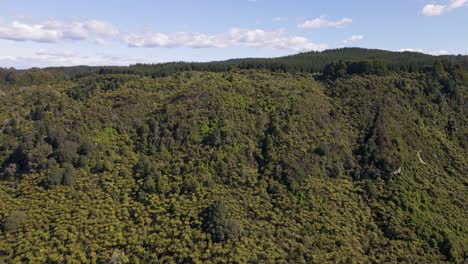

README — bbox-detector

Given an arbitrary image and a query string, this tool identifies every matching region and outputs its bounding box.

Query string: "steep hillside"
[0,55,467,263]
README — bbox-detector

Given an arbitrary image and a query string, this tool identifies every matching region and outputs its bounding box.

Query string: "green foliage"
[2,211,27,232]
[322,60,389,80]
[42,163,76,188]
[31,48,468,80]
[202,200,243,242]
[44,166,65,188]
[62,163,76,187]
[0,50,466,262]
[204,126,222,147]
[182,175,200,193]
[314,142,330,156]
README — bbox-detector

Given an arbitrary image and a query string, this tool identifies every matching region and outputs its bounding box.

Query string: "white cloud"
[123,31,224,48]
[0,19,120,43]
[123,28,327,52]
[0,49,140,68]
[421,0,467,16]
[448,0,468,8]
[298,17,352,29]
[342,35,364,45]
[429,49,449,55]
[0,21,62,43]
[0,18,326,52]
[422,4,446,16]
[228,28,327,51]
[397,48,425,53]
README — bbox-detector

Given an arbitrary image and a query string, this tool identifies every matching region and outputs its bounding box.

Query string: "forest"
[0,48,467,263]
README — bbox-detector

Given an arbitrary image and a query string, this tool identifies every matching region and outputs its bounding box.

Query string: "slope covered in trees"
[0,50,467,263]
[3,48,467,82]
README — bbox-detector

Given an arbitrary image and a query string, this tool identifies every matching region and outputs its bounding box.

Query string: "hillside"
[0,49,467,263]
[2,48,468,82]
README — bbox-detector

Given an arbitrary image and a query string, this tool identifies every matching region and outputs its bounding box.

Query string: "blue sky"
[0,0,467,68]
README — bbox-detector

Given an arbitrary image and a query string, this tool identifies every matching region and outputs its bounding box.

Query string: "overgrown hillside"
[0,50,467,263]
[3,48,467,81]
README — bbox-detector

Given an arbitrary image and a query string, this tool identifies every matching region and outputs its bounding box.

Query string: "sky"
[0,0,467,69]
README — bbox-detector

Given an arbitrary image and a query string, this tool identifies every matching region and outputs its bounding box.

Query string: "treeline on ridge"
[2,48,468,85]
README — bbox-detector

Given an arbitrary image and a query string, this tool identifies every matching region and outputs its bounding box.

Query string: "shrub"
[3,211,27,232]
[202,200,243,242]
[182,175,200,193]
[62,163,76,187]
[314,142,330,156]
[44,167,65,188]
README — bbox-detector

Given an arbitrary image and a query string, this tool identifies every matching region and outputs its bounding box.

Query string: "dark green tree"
[3,211,28,232]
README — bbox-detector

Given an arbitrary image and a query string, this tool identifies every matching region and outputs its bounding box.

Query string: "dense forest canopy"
[2,48,468,83]
[0,48,467,263]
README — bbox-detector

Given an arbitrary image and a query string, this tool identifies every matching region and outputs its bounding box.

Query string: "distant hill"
[3,48,465,81]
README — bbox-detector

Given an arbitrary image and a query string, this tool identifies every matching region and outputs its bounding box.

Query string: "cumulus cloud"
[298,17,352,29]
[123,28,327,51]
[124,28,327,51]
[0,21,62,43]
[430,49,449,55]
[123,32,224,48]
[422,4,446,15]
[421,0,467,16]
[0,19,120,43]
[125,28,327,51]
[0,18,326,52]
[0,49,140,68]
[228,28,327,51]
[342,35,364,45]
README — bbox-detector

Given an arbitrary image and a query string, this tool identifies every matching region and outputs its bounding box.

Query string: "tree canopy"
[0,49,467,263]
